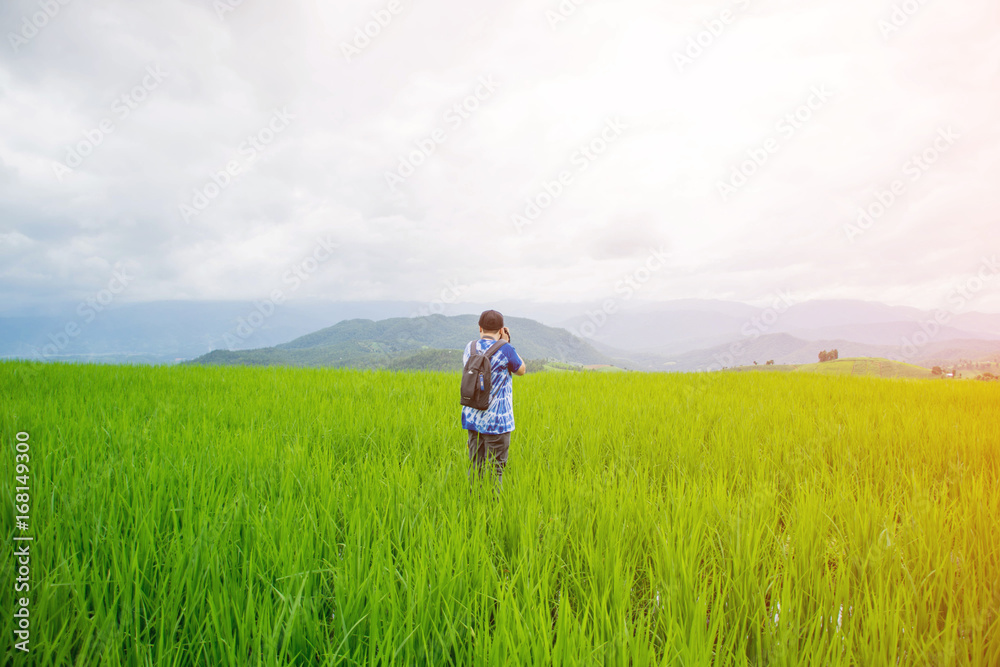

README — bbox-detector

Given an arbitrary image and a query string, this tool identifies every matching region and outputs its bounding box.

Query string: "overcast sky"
[1,0,998,313]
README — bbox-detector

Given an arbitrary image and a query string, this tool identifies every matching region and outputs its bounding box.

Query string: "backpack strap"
[484,339,505,358]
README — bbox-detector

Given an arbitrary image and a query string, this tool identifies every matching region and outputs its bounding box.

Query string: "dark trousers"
[467,429,511,485]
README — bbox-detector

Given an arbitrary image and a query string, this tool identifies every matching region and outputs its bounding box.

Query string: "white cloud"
[1,0,998,312]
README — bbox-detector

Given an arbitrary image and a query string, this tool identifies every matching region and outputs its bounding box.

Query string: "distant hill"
[655,333,1000,372]
[725,357,935,379]
[188,314,617,370]
[793,358,934,379]
[653,333,882,371]
[0,300,426,363]
[386,349,465,372]
[6,297,1000,369]
[562,298,1000,358]
[726,357,935,380]
[782,321,1000,346]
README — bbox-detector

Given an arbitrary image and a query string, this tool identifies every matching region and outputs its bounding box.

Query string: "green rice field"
[2,361,998,665]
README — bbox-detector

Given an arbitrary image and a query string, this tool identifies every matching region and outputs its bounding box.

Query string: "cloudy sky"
[1,0,998,314]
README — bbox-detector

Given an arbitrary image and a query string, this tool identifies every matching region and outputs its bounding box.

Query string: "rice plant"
[1,361,997,665]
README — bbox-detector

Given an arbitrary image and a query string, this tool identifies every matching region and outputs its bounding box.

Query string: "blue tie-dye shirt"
[461,338,524,434]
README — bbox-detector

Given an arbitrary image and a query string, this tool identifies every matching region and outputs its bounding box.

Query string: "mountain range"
[188,315,613,370]
[3,298,1000,371]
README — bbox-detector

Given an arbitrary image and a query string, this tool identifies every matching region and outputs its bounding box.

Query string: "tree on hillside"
[525,359,548,373]
[766,360,774,365]
[932,366,943,376]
